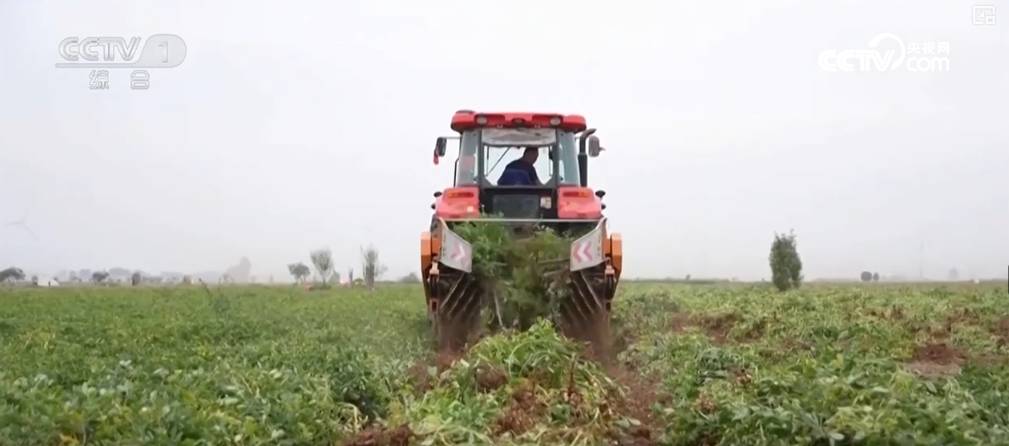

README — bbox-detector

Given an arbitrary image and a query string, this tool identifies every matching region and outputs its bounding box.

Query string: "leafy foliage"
[452,222,571,330]
[0,267,25,282]
[3,283,1008,444]
[361,245,387,291]
[769,231,803,291]
[287,262,311,283]
[90,271,109,283]
[393,321,629,444]
[618,283,1009,445]
[0,285,428,445]
[309,249,333,285]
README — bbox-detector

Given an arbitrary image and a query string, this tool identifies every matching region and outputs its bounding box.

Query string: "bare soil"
[492,381,543,436]
[913,342,966,364]
[405,361,434,393]
[669,312,692,333]
[406,351,462,394]
[344,424,414,446]
[994,316,1009,346]
[668,311,764,345]
[603,362,665,446]
[695,312,739,344]
[475,364,508,392]
[905,342,966,378]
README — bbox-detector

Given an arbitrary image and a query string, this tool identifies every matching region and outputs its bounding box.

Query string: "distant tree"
[361,245,388,291]
[309,249,333,285]
[131,272,142,286]
[92,271,110,283]
[329,271,341,285]
[287,262,311,283]
[399,272,420,283]
[769,231,803,291]
[872,272,880,282]
[685,274,692,281]
[860,271,873,282]
[30,275,38,286]
[0,267,25,282]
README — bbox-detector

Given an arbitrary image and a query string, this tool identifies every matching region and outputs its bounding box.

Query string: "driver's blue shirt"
[500,159,539,185]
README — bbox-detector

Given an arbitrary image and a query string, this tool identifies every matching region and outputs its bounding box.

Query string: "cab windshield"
[454,128,580,187]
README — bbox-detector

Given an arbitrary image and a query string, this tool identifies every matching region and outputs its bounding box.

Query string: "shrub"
[769,231,803,291]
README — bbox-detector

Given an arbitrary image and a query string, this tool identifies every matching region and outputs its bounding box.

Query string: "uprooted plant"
[452,222,573,332]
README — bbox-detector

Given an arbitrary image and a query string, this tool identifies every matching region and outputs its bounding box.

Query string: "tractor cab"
[432,111,606,222]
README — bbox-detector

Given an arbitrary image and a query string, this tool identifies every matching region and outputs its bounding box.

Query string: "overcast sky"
[1,0,1007,281]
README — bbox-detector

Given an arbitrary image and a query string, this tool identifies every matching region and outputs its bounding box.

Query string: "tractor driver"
[498,147,541,186]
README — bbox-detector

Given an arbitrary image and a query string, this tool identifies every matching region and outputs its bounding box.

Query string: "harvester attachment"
[420,218,622,352]
[422,223,483,351]
[560,220,621,353]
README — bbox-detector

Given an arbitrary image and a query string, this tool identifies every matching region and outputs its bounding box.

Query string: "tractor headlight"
[540,197,552,209]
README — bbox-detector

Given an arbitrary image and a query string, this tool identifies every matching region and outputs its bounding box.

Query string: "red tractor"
[420,111,622,350]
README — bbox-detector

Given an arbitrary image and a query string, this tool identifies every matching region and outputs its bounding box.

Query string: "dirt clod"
[913,342,965,365]
[344,424,414,446]
[905,342,966,378]
[475,364,507,392]
[493,382,542,436]
[994,317,1009,346]
[889,305,905,320]
[386,425,413,446]
[669,312,692,333]
[435,351,459,372]
[406,361,434,393]
[693,394,717,414]
[604,364,662,446]
[696,313,739,344]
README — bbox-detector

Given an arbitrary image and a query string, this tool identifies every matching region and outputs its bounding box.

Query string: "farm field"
[2,283,1008,445]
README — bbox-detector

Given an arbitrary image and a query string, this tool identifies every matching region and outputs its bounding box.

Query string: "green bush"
[769,231,803,291]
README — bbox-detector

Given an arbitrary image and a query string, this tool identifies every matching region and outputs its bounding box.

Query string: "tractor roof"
[451,110,587,133]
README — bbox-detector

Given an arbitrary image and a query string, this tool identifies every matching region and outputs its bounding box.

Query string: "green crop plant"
[2,281,1008,444]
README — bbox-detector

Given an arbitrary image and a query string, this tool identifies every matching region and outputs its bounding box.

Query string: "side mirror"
[595,190,606,198]
[433,191,443,198]
[587,135,603,157]
[434,137,448,157]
